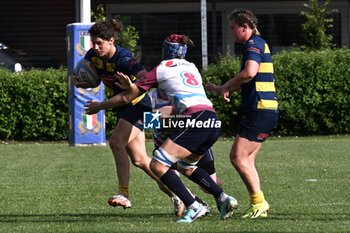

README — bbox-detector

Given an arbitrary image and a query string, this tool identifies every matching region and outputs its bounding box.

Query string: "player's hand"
[70,75,91,88]
[207,82,231,102]
[206,82,222,95]
[84,100,101,115]
[158,105,175,118]
[114,72,133,90]
[223,90,231,102]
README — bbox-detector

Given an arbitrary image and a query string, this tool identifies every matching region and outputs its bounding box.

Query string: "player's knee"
[177,158,198,177]
[131,159,141,168]
[231,156,250,171]
[215,176,222,188]
[131,157,147,169]
[149,158,159,173]
[153,148,179,167]
[109,139,122,151]
[231,156,241,168]
[230,151,241,167]
[176,166,189,177]
[109,135,127,151]
[230,155,237,167]
[180,167,196,178]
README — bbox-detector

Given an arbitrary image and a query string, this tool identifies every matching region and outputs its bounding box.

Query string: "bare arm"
[206,60,259,102]
[84,72,143,114]
[156,105,175,119]
[136,69,147,81]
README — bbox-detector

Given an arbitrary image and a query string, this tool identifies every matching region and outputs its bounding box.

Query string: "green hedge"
[202,48,350,136]
[273,49,350,135]
[0,68,120,140]
[104,98,118,138]
[0,68,68,140]
[1,49,349,140]
[202,56,242,136]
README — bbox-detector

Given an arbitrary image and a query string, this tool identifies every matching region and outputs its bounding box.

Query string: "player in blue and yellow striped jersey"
[207,9,279,218]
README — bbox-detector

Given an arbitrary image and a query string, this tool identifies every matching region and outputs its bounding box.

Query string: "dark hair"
[88,19,123,40]
[180,35,194,47]
[230,9,260,36]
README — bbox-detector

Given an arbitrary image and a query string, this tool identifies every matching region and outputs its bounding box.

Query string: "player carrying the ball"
[71,19,184,216]
[85,34,238,223]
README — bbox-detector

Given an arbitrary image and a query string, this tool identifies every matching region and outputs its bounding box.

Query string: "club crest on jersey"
[76,31,92,56]
[78,111,102,135]
[180,71,201,88]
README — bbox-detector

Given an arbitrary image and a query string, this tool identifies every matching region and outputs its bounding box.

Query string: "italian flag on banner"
[83,114,97,130]
[80,35,91,51]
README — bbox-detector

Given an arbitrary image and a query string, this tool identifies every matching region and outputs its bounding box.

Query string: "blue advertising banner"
[66,23,106,146]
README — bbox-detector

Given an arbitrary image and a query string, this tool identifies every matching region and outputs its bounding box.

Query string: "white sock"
[217,192,229,204]
[188,201,200,210]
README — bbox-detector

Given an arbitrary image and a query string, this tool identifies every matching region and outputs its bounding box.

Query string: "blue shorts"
[116,94,152,130]
[238,110,279,142]
[169,110,221,155]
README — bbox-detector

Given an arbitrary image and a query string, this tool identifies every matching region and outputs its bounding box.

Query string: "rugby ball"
[74,59,101,88]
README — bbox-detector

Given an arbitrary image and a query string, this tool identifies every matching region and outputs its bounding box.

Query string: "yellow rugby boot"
[242,200,269,218]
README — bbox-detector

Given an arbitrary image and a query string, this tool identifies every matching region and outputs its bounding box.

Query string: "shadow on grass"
[260,212,349,221]
[0,212,174,223]
[1,212,349,223]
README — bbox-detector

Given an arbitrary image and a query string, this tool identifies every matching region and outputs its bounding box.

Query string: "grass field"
[0,136,349,233]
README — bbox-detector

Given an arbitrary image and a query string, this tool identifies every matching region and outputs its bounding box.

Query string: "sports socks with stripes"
[160,169,196,208]
[189,167,223,199]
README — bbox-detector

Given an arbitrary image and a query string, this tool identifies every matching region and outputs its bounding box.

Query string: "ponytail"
[180,35,194,47]
[110,19,123,33]
[89,19,124,40]
[230,9,260,36]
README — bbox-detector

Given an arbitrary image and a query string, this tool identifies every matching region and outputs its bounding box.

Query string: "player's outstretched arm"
[206,82,223,95]
[206,60,258,102]
[206,82,231,102]
[84,83,143,115]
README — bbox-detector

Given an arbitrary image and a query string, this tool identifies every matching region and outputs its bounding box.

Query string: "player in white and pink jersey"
[85,34,238,223]
[140,57,214,116]
[148,89,222,193]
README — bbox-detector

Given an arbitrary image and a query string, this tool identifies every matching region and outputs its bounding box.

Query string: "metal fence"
[0,1,343,71]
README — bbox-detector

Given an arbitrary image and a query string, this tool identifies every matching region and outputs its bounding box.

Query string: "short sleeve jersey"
[84,44,144,96]
[136,58,214,115]
[240,35,278,113]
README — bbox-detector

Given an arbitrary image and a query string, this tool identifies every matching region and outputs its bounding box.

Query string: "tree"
[300,0,338,50]
[91,4,106,22]
[91,4,139,54]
